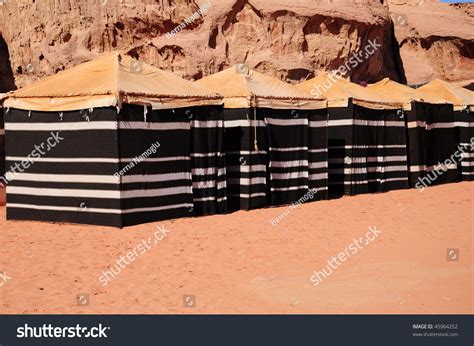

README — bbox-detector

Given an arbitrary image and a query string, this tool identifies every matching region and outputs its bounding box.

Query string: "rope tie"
[252,94,259,151]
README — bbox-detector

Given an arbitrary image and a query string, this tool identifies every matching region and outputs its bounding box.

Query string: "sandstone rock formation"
[0,0,472,92]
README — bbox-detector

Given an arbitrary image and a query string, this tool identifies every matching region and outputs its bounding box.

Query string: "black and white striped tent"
[419,80,474,182]
[3,53,224,227]
[196,65,328,210]
[369,78,458,187]
[0,93,5,205]
[298,73,408,197]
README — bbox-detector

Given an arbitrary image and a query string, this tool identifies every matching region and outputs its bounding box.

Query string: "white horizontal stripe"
[121,156,190,163]
[121,172,191,183]
[426,122,455,130]
[333,166,408,174]
[227,165,266,173]
[224,119,266,128]
[329,144,406,149]
[227,192,267,198]
[329,177,408,185]
[190,152,224,158]
[461,171,474,175]
[309,148,328,153]
[265,118,308,126]
[119,121,190,130]
[269,147,308,152]
[328,119,404,127]
[309,162,327,169]
[270,160,308,168]
[6,121,118,131]
[7,185,192,199]
[191,167,226,176]
[193,196,227,203]
[7,203,193,215]
[5,155,191,164]
[453,121,470,127]
[426,163,457,171]
[190,120,223,128]
[227,177,266,185]
[309,120,327,128]
[409,165,426,172]
[309,173,328,180]
[407,120,425,129]
[6,156,120,163]
[227,150,267,155]
[271,172,309,179]
[271,185,309,191]
[192,180,227,189]
[7,173,119,184]
[461,161,474,167]
[461,152,474,158]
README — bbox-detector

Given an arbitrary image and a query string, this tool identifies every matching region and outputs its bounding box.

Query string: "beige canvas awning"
[4,52,223,111]
[368,78,452,111]
[418,79,474,111]
[296,72,403,110]
[195,65,327,110]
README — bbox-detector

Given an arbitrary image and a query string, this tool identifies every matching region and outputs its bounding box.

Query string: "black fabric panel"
[0,108,4,176]
[327,104,353,197]
[190,106,227,215]
[407,102,457,187]
[264,108,309,205]
[454,110,473,181]
[224,108,269,211]
[117,106,193,222]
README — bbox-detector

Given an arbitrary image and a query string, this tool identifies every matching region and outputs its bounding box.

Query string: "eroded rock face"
[0,0,472,90]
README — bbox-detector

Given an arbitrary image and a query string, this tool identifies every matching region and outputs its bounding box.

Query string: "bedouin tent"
[0,93,6,205]
[418,79,474,181]
[368,78,457,187]
[196,64,327,210]
[296,72,407,197]
[3,52,225,227]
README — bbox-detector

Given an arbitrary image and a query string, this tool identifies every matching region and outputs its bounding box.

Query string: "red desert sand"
[0,182,472,314]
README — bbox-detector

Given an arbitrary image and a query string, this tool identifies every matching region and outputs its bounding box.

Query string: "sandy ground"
[0,182,472,314]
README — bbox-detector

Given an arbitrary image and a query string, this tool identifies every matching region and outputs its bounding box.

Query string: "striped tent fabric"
[455,109,473,181]
[0,104,5,206]
[264,109,310,205]
[2,53,224,227]
[308,109,329,200]
[5,107,125,227]
[223,108,269,211]
[296,73,405,197]
[117,104,195,226]
[189,106,227,215]
[196,65,327,210]
[406,102,457,188]
[351,105,408,194]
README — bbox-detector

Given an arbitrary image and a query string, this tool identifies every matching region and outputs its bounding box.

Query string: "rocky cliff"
[0,0,472,92]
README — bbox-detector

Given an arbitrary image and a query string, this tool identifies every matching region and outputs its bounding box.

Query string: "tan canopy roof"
[4,52,223,111]
[195,65,326,110]
[296,72,403,110]
[368,78,451,111]
[418,79,473,111]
